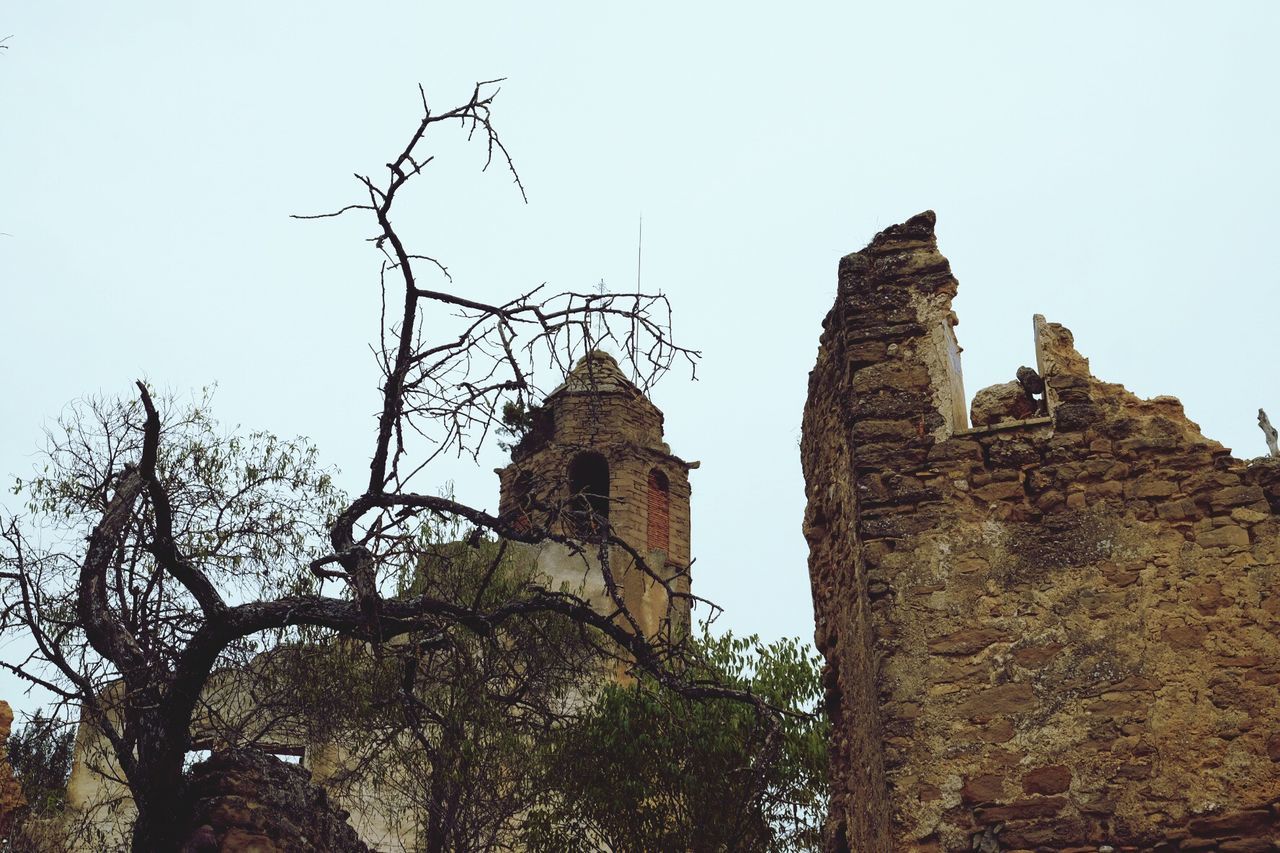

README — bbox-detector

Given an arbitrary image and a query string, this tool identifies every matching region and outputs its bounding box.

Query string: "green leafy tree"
[522,630,827,853]
[1,712,74,851]
[274,522,607,853]
[8,713,74,815]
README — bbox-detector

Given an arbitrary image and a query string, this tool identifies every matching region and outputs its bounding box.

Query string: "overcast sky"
[3,2,1279,716]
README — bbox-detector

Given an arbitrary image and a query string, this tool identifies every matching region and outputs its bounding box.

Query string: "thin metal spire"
[632,214,642,382]
[593,277,606,347]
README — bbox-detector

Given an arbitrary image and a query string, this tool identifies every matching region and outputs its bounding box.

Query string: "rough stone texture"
[802,211,1280,852]
[178,749,369,853]
[0,701,26,833]
[971,381,1038,428]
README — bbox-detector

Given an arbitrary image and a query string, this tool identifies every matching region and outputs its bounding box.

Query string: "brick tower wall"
[498,362,693,639]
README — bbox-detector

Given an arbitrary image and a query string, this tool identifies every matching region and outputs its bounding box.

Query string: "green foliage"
[7,713,74,815]
[4,387,344,688]
[0,713,76,851]
[496,400,543,452]
[276,518,605,851]
[13,387,343,593]
[521,629,827,853]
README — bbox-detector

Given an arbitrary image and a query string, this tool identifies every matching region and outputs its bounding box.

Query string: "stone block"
[972,480,1025,502]
[973,796,1068,822]
[1187,808,1274,838]
[928,628,1007,656]
[971,381,1037,427]
[1021,765,1072,795]
[1197,525,1250,549]
[960,773,1004,805]
[959,682,1036,719]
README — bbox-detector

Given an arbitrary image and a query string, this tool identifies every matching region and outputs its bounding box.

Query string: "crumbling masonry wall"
[178,748,370,852]
[802,211,1280,851]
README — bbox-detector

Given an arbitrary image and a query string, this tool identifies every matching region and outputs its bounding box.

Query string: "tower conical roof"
[547,350,645,399]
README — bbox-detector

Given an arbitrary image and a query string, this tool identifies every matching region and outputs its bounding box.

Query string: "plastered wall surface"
[803,211,1280,852]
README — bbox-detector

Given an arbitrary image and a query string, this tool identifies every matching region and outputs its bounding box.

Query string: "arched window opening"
[647,468,670,553]
[568,452,609,538]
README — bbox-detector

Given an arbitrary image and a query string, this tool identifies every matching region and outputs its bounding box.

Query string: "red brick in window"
[647,469,670,552]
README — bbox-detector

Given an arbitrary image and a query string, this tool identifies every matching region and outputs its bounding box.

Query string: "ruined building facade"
[57,350,694,851]
[803,212,1280,851]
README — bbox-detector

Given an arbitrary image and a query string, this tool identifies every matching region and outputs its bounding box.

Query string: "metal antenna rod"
[593,278,606,347]
[632,215,642,382]
[636,215,643,293]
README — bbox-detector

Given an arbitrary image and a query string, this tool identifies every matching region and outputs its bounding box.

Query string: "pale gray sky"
[3,2,1278,715]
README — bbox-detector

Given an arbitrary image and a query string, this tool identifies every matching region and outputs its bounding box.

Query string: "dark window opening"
[568,452,609,538]
[647,468,670,553]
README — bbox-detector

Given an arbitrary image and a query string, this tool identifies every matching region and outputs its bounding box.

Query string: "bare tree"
[0,82,749,851]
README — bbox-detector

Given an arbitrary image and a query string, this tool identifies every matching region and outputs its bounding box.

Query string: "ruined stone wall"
[179,748,369,853]
[803,211,1280,852]
[0,701,26,834]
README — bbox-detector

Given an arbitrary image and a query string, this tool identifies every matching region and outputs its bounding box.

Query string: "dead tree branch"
[0,81,756,853]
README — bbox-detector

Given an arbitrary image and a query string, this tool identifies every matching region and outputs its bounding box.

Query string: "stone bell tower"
[497,351,695,639]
